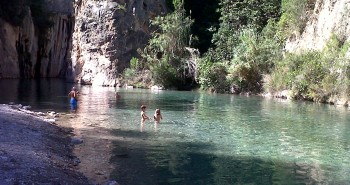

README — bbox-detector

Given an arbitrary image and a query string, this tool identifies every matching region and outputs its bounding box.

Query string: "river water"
[1,79,350,185]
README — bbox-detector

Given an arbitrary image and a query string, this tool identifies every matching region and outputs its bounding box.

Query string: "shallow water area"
[1,79,350,185]
[67,86,350,185]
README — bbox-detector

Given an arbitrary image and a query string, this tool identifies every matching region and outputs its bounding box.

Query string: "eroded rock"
[72,0,167,86]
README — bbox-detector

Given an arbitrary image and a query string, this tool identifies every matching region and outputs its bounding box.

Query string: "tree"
[209,0,281,61]
[142,1,195,88]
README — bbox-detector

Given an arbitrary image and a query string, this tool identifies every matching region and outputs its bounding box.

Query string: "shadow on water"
[106,128,338,185]
[0,79,74,111]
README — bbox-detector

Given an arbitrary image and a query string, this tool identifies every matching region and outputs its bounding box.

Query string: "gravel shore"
[0,104,90,184]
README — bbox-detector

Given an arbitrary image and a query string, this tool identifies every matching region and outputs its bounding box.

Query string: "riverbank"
[0,104,90,184]
[57,113,116,185]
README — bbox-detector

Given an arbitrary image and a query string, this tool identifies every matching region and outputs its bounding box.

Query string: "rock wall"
[72,0,166,86]
[285,0,350,52]
[0,0,75,79]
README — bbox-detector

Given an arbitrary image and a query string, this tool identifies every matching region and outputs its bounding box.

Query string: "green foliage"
[130,57,139,70]
[200,20,282,93]
[122,68,137,80]
[141,2,194,88]
[227,25,282,92]
[123,57,147,86]
[198,59,228,93]
[276,0,316,40]
[115,3,126,12]
[165,0,183,11]
[150,58,178,88]
[209,0,281,61]
[199,0,324,94]
[267,35,350,102]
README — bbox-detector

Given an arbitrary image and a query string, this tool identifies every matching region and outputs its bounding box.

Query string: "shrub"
[226,25,282,93]
[198,59,228,93]
[209,0,281,62]
[277,0,316,40]
[150,58,178,88]
[130,57,140,70]
[267,35,350,102]
[122,68,137,81]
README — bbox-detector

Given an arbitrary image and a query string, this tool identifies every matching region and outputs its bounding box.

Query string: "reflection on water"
[1,79,350,184]
[0,79,74,111]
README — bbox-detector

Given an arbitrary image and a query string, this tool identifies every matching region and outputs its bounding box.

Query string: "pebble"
[71,137,84,145]
[73,158,81,166]
[48,112,56,117]
[45,118,56,124]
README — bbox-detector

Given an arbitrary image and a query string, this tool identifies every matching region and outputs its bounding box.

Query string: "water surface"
[1,79,350,185]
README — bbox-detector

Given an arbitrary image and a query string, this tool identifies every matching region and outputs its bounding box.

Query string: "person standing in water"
[153,108,163,123]
[140,105,150,123]
[68,86,78,112]
[115,92,121,100]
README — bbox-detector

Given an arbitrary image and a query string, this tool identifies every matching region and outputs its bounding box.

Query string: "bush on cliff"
[197,0,282,93]
[266,35,350,103]
[197,59,229,93]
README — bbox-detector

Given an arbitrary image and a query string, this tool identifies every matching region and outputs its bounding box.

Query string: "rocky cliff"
[0,0,74,79]
[72,0,166,86]
[0,0,166,86]
[285,0,350,52]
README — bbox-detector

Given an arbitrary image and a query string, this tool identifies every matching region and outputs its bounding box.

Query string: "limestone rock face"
[72,0,166,86]
[0,1,74,79]
[285,0,350,52]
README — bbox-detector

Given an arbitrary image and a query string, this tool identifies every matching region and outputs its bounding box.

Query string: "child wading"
[140,105,150,123]
[153,108,163,123]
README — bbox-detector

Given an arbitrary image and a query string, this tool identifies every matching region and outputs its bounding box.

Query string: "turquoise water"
[73,86,350,185]
[1,80,350,184]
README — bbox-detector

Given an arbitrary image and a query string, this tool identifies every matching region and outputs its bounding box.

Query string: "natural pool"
[1,79,350,185]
